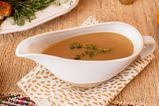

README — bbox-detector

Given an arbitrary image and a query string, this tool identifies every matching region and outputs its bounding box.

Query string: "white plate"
[0,0,79,35]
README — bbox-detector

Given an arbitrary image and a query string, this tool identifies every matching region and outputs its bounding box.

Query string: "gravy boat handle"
[140,36,156,59]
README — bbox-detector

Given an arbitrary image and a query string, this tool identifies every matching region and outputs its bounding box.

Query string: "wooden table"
[0,0,159,105]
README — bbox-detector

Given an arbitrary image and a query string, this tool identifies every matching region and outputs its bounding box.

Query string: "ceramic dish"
[16,22,156,88]
[0,0,79,35]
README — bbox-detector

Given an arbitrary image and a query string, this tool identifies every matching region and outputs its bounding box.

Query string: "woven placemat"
[17,16,154,106]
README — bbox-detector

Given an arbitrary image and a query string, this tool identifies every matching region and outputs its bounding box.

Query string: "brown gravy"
[42,32,134,60]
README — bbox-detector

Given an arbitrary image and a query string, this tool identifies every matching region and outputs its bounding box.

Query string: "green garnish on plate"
[3,0,55,26]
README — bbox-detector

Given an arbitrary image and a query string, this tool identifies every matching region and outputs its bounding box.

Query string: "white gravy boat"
[16,22,156,88]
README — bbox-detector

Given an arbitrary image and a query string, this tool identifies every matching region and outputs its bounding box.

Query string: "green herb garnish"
[70,42,112,60]
[4,0,55,26]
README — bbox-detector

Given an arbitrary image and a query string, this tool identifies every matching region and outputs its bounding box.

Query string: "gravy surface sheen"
[43,32,134,60]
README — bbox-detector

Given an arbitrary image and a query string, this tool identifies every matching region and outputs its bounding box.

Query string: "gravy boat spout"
[16,22,151,88]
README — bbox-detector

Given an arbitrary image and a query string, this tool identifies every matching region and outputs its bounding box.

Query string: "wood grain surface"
[0,0,159,105]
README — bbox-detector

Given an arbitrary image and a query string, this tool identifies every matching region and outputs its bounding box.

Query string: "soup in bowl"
[16,22,156,88]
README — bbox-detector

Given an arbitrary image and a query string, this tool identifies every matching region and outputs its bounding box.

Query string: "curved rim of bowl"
[16,22,144,63]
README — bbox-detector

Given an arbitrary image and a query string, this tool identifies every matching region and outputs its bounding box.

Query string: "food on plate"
[0,1,12,21]
[0,0,69,26]
[43,32,134,60]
